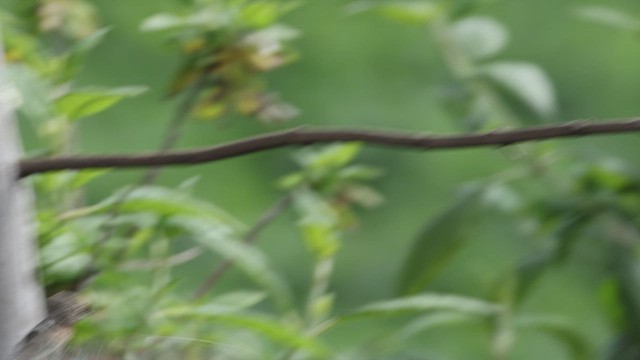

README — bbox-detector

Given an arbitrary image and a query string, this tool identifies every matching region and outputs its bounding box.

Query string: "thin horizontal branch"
[18,118,640,178]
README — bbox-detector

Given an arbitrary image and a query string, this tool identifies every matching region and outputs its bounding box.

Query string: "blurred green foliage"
[2,0,640,358]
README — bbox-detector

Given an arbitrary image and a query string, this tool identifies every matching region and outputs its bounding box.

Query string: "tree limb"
[19,118,640,178]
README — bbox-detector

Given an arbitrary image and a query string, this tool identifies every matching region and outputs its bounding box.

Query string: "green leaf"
[141,7,232,32]
[92,186,245,231]
[296,142,362,171]
[204,314,331,357]
[398,184,487,294]
[63,27,111,78]
[293,188,342,258]
[480,61,557,119]
[348,1,442,25]
[171,217,293,311]
[395,311,483,341]
[156,308,330,357]
[576,6,640,32]
[450,16,509,60]
[156,291,266,317]
[54,86,148,121]
[41,232,92,284]
[7,64,53,124]
[344,293,501,320]
[517,315,592,360]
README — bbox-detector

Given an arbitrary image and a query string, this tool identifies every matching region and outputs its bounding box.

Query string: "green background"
[8,0,640,358]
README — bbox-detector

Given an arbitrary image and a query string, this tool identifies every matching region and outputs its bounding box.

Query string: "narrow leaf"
[92,186,245,231]
[347,1,442,25]
[345,293,501,320]
[576,6,640,32]
[171,217,293,311]
[398,185,486,294]
[55,86,147,120]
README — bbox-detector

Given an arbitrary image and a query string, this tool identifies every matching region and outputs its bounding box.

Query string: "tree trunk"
[0,37,46,360]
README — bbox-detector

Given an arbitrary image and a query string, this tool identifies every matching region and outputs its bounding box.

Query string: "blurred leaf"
[344,293,501,319]
[240,1,284,28]
[480,61,557,119]
[338,165,384,182]
[157,291,266,317]
[450,16,509,60]
[398,184,486,294]
[158,310,330,357]
[67,169,110,189]
[294,188,342,258]
[347,1,442,25]
[41,232,92,284]
[54,86,148,121]
[511,251,554,304]
[171,217,293,310]
[141,7,232,32]
[63,27,111,78]
[296,142,362,171]
[395,311,483,341]
[92,186,246,231]
[576,6,640,32]
[7,64,53,123]
[343,184,385,208]
[517,315,592,359]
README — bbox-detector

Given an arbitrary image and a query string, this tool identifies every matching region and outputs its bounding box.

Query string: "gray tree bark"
[0,37,47,359]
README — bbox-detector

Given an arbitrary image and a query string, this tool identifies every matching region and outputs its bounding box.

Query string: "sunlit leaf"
[480,61,557,119]
[398,184,487,294]
[294,188,341,258]
[450,16,509,60]
[576,6,640,32]
[141,7,232,32]
[295,142,362,171]
[347,1,442,25]
[54,86,148,121]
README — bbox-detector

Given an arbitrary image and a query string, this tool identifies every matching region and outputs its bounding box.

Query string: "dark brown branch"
[18,119,640,178]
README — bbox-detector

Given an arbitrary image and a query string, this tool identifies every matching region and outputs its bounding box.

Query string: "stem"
[19,118,640,177]
[191,194,293,300]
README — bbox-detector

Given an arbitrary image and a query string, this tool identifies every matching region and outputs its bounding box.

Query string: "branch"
[19,118,640,178]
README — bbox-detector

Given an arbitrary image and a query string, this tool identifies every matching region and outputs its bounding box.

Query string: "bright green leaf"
[480,61,557,119]
[348,1,442,25]
[296,142,362,171]
[451,16,509,60]
[54,86,148,121]
[576,6,640,32]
